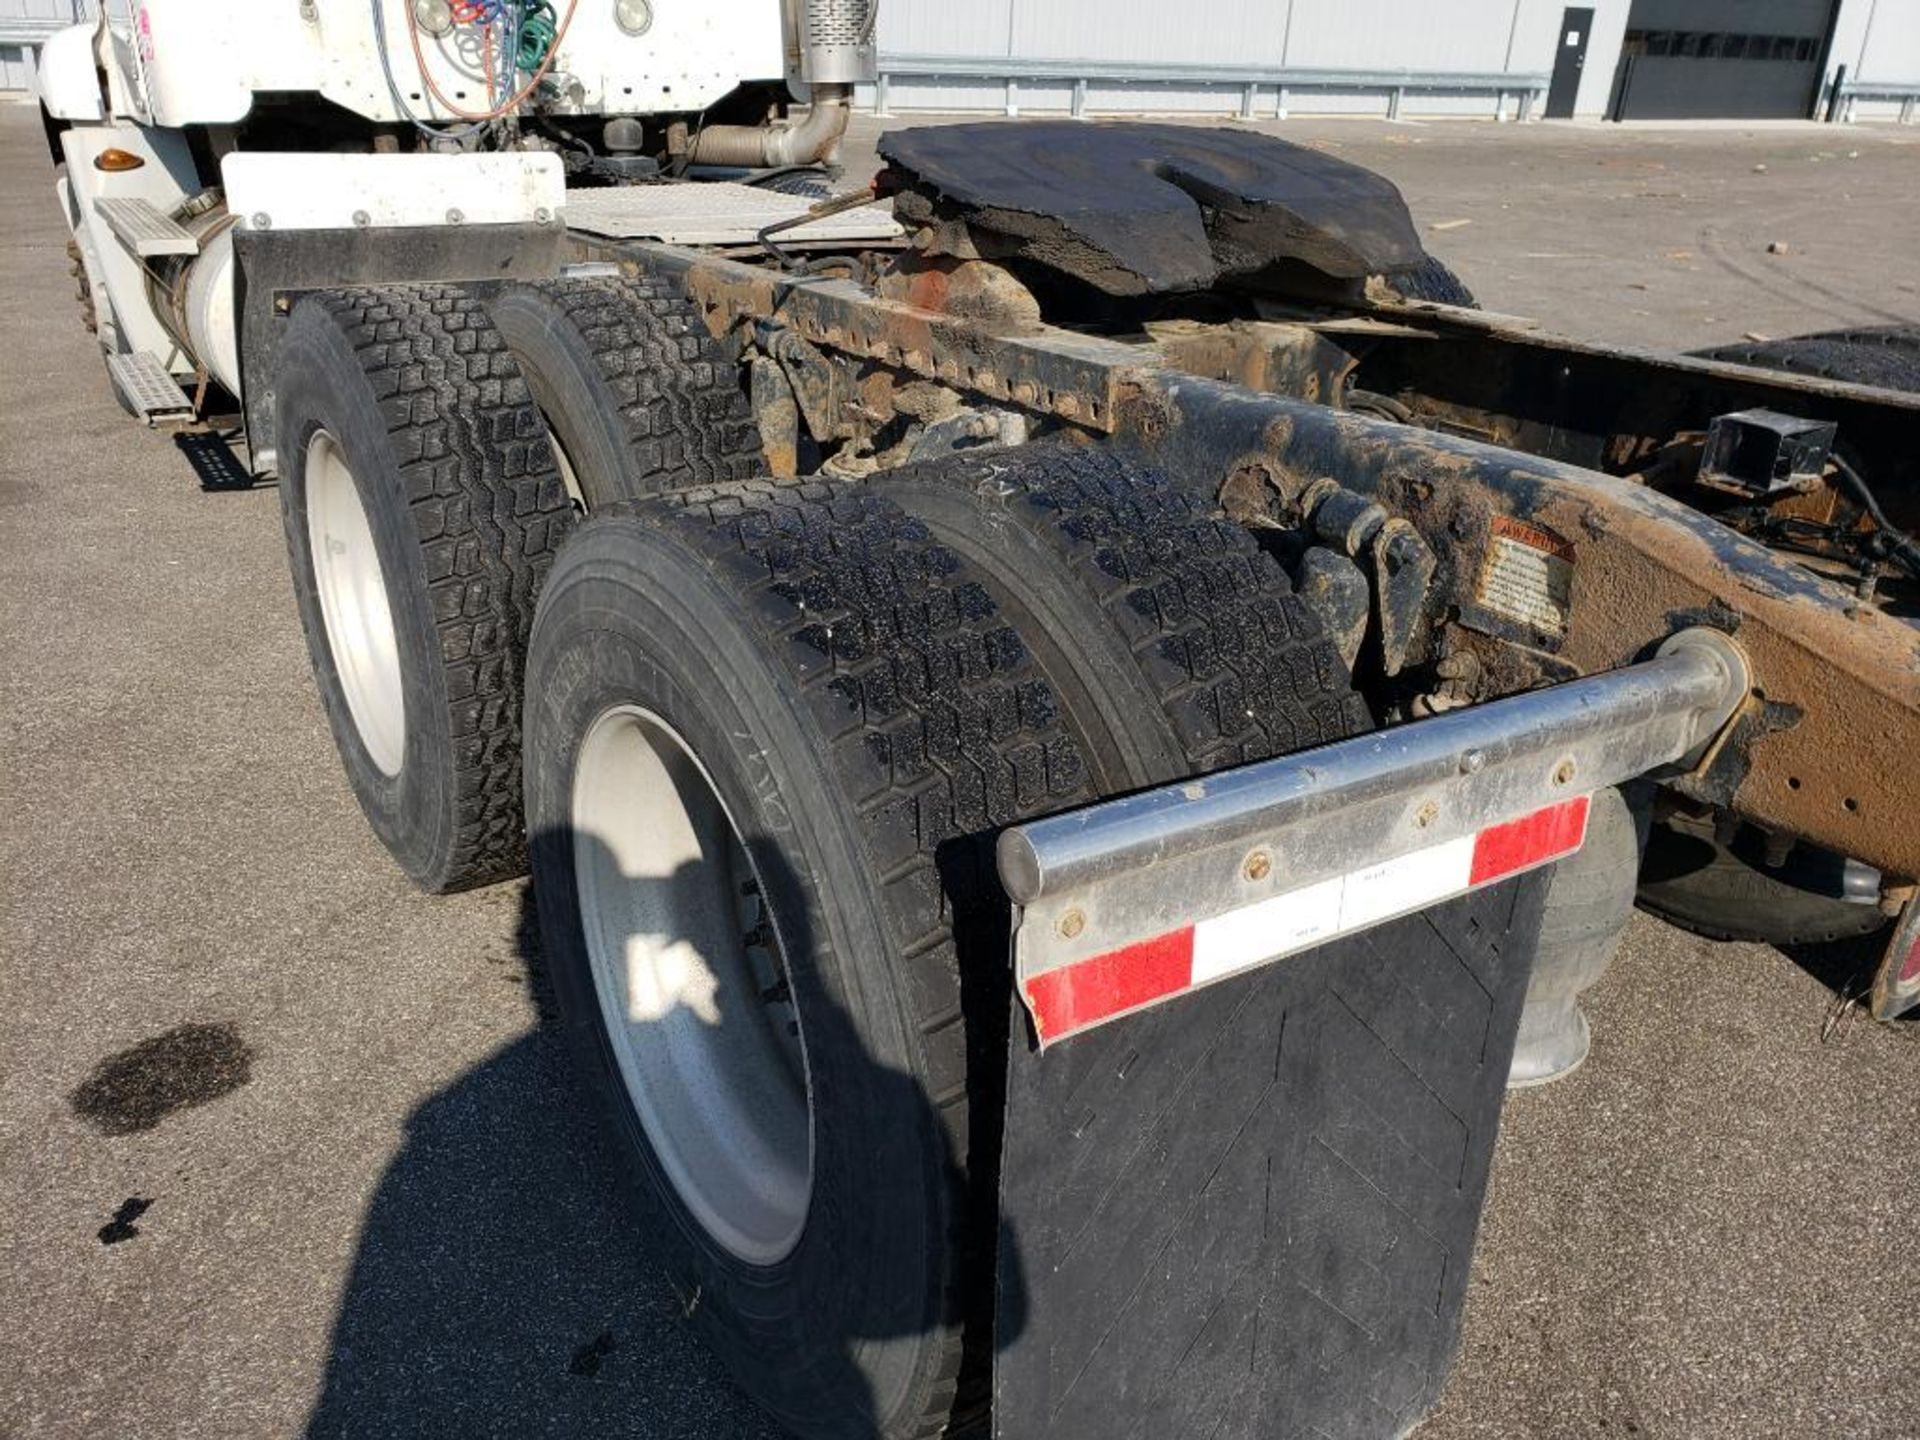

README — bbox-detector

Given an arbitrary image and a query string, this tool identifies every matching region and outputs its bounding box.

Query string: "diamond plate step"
[93,196,200,258]
[563,181,900,245]
[108,350,194,423]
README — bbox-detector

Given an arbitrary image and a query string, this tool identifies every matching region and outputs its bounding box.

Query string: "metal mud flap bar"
[987,629,1747,1440]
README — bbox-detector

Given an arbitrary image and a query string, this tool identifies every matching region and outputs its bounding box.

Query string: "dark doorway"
[1546,7,1595,118]
[1609,0,1839,120]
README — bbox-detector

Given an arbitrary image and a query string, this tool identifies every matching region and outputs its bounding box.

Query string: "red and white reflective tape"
[1022,795,1592,1043]
[1896,928,1920,989]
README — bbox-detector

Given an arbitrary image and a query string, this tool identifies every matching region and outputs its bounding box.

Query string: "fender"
[37,24,105,123]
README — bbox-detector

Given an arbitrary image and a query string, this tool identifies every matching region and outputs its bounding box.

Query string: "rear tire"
[868,445,1373,791]
[1379,253,1479,308]
[487,274,762,509]
[523,481,1088,1438]
[1694,325,1920,394]
[277,285,572,891]
[1637,820,1890,946]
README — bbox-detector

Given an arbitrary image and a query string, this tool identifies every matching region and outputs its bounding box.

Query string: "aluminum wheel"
[571,705,813,1266]
[306,429,406,776]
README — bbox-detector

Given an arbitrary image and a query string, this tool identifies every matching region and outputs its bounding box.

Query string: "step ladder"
[107,351,195,425]
[92,196,199,258]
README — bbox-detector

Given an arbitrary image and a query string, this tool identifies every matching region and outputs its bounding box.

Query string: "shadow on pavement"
[308,832,1022,1439]
[304,877,780,1440]
[173,427,261,492]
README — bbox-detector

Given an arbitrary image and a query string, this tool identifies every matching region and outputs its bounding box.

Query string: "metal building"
[864,0,1918,122]
[2,0,1913,119]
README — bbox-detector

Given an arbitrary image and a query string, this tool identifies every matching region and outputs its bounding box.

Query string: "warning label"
[1475,516,1574,636]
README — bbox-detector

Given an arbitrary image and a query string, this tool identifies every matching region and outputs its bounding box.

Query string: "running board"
[93,196,200,258]
[108,351,195,424]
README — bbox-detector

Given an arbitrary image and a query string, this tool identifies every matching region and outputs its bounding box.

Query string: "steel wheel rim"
[306,429,406,777]
[572,704,814,1265]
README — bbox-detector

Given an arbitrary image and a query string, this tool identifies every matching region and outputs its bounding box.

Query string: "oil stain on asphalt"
[569,1332,618,1377]
[97,1197,153,1245]
[69,1022,254,1135]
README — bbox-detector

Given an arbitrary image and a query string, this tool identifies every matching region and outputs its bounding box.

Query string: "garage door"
[0,44,34,93]
[1611,0,1836,119]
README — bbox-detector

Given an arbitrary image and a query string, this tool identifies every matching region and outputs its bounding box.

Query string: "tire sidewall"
[277,304,457,885]
[524,520,947,1430]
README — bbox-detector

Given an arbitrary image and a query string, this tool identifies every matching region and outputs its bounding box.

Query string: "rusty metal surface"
[1122,375,1920,878]
[1306,303,1920,518]
[615,237,1920,880]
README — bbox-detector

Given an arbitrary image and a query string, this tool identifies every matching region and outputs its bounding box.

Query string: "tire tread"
[303,283,572,889]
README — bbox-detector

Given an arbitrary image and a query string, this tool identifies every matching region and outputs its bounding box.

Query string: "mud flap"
[993,871,1548,1440]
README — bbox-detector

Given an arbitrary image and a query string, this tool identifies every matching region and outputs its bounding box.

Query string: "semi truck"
[35,2,1920,1435]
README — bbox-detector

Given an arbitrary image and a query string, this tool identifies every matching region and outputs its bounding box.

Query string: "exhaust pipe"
[688,83,854,168]
[689,0,876,168]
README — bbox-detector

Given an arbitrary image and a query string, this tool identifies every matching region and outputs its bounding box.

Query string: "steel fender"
[221,152,566,234]
[37,25,106,122]
[59,123,200,366]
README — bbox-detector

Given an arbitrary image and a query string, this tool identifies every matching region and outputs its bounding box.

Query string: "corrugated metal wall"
[869,0,1910,119]
[1831,0,1920,117]
[871,0,1612,115]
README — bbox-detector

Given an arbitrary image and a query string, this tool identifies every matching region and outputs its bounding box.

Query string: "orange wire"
[403,0,580,124]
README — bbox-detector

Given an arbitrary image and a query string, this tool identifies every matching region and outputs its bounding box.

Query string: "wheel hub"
[571,705,814,1266]
[305,429,406,776]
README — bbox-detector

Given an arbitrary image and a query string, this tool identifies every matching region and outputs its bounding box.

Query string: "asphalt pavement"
[2,101,1917,1439]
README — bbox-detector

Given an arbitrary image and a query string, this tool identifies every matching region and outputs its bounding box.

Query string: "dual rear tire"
[276,272,754,890]
[521,453,1369,1436]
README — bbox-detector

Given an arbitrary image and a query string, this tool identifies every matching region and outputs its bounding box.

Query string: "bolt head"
[250,212,271,231]
[1460,749,1486,775]
[1243,850,1273,882]
[1415,800,1440,829]
[351,210,371,228]
[1553,758,1578,786]
[445,208,465,225]
[1058,909,1086,940]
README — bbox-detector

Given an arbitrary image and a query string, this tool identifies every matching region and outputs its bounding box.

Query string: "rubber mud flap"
[992,873,1550,1440]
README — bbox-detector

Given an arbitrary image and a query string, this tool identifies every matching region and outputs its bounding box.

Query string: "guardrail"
[1837,79,1920,124]
[872,54,1551,123]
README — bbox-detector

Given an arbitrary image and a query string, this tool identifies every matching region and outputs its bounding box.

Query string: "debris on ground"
[1767,240,1790,256]
[97,1196,152,1246]
[1430,218,1473,232]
